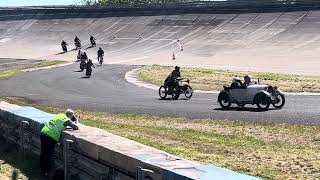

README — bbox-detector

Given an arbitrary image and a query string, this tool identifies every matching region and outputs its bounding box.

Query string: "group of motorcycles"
[61,36,96,53]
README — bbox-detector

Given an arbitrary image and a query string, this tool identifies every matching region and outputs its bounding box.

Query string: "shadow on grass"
[0,139,46,180]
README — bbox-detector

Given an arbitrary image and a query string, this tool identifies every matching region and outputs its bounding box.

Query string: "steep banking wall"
[1,6,320,74]
[0,101,258,180]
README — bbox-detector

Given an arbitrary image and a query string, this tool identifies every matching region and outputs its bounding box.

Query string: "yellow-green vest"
[41,114,69,142]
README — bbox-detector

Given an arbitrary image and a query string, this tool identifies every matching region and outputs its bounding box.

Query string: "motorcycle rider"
[97,47,104,65]
[165,66,181,93]
[61,40,68,52]
[90,35,96,47]
[79,51,88,71]
[76,50,81,62]
[74,36,81,49]
[86,59,95,77]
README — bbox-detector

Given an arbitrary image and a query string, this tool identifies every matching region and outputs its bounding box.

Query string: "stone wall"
[0,101,258,180]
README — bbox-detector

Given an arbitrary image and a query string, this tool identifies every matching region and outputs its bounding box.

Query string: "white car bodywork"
[218,83,285,110]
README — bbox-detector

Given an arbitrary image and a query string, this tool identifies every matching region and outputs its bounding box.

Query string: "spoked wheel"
[256,95,271,111]
[159,86,167,99]
[218,92,231,108]
[184,85,193,99]
[272,94,285,109]
[172,87,180,100]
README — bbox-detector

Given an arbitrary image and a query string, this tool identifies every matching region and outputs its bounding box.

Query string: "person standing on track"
[40,109,79,176]
[97,47,104,65]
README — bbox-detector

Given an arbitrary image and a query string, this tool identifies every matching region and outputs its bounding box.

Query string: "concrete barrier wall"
[0,101,258,180]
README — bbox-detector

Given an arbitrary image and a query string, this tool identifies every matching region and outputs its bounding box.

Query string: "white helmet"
[65,109,74,118]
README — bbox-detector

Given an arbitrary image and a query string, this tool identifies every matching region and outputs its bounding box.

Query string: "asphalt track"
[0,63,319,125]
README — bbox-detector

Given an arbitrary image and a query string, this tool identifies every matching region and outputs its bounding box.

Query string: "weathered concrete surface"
[1,6,320,74]
[0,101,259,180]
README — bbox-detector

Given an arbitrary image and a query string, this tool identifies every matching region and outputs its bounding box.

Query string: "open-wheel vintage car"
[217,78,285,111]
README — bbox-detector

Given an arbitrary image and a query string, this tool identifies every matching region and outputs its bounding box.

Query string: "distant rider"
[97,47,104,65]
[90,35,96,46]
[86,59,95,77]
[61,40,68,52]
[165,66,181,93]
[76,50,81,61]
[74,36,80,44]
[79,51,88,71]
[74,36,81,48]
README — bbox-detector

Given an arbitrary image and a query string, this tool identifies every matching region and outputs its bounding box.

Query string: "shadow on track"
[84,46,94,50]
[214,107,280,112]
[157,98,190,101]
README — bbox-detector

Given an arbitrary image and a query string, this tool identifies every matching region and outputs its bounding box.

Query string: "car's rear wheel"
[256,95,271,111]
[272,94,285,108]
[184,85,193,99]
[218,92,231,108]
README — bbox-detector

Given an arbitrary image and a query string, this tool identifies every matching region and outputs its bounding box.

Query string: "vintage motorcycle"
[159,78,193,100]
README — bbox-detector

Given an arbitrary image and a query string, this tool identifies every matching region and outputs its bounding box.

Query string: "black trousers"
[40,132,58,174]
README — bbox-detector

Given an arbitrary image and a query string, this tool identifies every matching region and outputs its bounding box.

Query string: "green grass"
[0,139,45,180]
[138,65,320,93]
[2,96,320,179]
[0,60,66,80]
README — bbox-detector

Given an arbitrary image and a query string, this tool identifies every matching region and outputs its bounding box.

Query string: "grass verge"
[2,96,320,179]
[138,65,320,93]
[0,139,45,180]
[0,60,66,80]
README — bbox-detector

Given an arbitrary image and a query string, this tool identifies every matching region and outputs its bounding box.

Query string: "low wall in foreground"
[0,101,258,180]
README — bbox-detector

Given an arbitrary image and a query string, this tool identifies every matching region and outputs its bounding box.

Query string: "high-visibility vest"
[41,114,69,142]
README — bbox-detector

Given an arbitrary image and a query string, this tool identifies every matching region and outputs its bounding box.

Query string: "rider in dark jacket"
[86,59,95,77]
[74,36,80,44]
[61,40,68,52]
[90,36,96,46]
[165,66,181,93]
[97,47,104,64]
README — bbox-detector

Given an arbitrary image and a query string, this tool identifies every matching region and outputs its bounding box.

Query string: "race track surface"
[0,64,319,125]
[1,7,320,74]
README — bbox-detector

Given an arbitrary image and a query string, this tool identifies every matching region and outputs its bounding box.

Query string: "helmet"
[175,66,180,71]
[99,47,102,50]
[65,109,74,118]
[244,75,252,84]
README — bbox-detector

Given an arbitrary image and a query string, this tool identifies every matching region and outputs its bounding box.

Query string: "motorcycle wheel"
[184,85,193,99]
[272,94,285,109]
[172,87,180,100]
[159,86,167,99]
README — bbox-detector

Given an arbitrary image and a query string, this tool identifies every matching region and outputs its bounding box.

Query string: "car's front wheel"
[272,94,285,108]
[256,94,271,111]
[218,92,231,108]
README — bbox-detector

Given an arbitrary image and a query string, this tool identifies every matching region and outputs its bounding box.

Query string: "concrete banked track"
[1,2,320,74]
[0,3,320,125]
